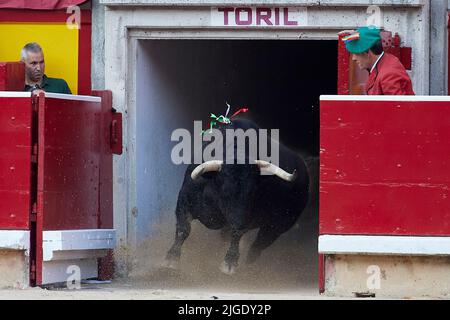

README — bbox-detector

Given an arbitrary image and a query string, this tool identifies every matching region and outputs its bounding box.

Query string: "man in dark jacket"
[21,42,72,94]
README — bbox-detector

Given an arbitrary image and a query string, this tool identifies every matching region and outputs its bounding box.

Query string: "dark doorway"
[134,39,337,292]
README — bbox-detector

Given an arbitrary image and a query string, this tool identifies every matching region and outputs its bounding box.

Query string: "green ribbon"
[202,113,231,135]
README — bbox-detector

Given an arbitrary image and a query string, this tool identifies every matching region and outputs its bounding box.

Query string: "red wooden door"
[318,95,450,293]
[37,95,101,232]
[320,97,450,236]
[320,33,415,293]
[32,92,119,286]
[0,90,120,286]
[0,93,32,230]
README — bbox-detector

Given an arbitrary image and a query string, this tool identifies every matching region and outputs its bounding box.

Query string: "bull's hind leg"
[220,229,244,275]
[163,204,192,269]
[246,226,283,264]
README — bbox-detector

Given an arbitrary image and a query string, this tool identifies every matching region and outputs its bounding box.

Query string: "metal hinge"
[30,261,36,281]
[110,113,123,155]
[31,144,38,163]
[30,202,37,222]
[31,94,38,112]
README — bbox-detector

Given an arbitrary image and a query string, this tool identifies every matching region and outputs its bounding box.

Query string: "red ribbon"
[230,107,249,119]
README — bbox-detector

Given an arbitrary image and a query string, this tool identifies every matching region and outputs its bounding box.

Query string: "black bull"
[164,118,310,274]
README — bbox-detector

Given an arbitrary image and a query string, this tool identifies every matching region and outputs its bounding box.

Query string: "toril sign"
[211,7,308,27]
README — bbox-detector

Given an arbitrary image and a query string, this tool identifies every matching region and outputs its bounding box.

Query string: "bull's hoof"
[161,258,180,270]
[220,261,237,275]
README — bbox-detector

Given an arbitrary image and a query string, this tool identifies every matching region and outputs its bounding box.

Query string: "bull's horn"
[255,160,297,182]
[191,160,224,180]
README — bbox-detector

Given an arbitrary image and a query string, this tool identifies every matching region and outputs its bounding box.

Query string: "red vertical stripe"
[318,254,325,294]
[78,9,92,95]
[92,90,115,280]
[337,34,350,95]
[36,93,46,286]
[326,33,351,293]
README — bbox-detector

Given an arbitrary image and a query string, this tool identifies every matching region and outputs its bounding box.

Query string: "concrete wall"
[100,0,423,6]
[324,254,450,299]
[0,250,29,289]
[430,0,448,95]
[102,4,430,91]
[91,0,106,90]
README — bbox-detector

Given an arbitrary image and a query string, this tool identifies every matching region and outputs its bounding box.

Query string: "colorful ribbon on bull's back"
[202,106,249,135]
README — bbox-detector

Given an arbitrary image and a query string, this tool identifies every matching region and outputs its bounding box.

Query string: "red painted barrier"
[320,97,450,236]
[0,92,120,285]
[0,95,32,229]
[37,95,101,231]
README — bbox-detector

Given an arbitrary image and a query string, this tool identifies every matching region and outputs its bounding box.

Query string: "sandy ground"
[0,187,325,300]
[0,211,324,300]
[0,281,325,300]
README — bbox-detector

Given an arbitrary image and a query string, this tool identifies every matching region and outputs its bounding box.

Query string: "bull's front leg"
[219,229,244,275]
[163,202,192,270]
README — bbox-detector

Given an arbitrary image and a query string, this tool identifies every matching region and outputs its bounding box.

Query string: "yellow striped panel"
[0,22,79,94]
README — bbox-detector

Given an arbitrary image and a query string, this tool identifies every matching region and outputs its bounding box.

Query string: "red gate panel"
[35,93,104,285]
[1,91,118,286]
[320,96,450,236]
[37,94,101,231]
[0,94,32,230]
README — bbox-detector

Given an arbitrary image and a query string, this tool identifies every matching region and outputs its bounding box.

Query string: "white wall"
[135,41,192,242]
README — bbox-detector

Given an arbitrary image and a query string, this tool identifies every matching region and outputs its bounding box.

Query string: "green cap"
[345,26,381,54]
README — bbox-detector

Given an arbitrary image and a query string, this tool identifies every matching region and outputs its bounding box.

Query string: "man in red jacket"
[340,27,415,95]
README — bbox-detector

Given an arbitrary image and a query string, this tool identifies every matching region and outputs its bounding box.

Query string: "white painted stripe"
[0,91,31,98]
[320,95,450,102]
[43,229,116,241]
[0,91,100,102]
[319,235,450,256]
[100,0,423,7]
[0,230,30,251]
[45,92,101,102]
[43,229,116,261]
